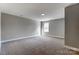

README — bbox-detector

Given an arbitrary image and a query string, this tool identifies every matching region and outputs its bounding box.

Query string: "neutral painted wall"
[65,4,79,48]
[42,18,64,38]
[1,13,40,41]
[0,11,1,52]
[52,18,64,38]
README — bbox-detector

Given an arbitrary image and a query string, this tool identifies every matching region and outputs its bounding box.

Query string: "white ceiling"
[0,3,72,21]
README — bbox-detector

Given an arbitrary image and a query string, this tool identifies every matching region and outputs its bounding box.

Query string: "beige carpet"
[31,48,78,55]
[1,36,79,55]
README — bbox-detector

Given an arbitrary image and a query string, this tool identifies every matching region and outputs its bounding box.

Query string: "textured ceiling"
[0,3,72,21]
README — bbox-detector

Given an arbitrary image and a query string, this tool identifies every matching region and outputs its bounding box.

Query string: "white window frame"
[43,22,49,32]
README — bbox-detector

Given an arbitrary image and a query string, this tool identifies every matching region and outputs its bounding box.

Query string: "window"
[44,22,49,32]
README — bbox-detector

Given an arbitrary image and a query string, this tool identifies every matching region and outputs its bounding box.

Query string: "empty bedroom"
[0,3,79,55]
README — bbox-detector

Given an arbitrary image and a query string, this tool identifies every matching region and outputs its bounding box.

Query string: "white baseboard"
[64,45,79,52]
[53,36,64,39]
[1,35,38,43]
[47,35,64,39]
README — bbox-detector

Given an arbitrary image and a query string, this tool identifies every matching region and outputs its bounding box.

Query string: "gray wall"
[42,18,65,38]
[52,18,64,38]
[65,4,79,48]
[0,12,1,52]
[1,13,40,41]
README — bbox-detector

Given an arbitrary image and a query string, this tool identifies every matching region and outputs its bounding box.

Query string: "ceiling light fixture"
[41,13,45,16]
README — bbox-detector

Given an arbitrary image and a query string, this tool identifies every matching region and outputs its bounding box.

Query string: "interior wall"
[65,4,79,48]
[1,13,40,41]
[52,18,64,38]
[0,11,1,52]
[42,18,64,38]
